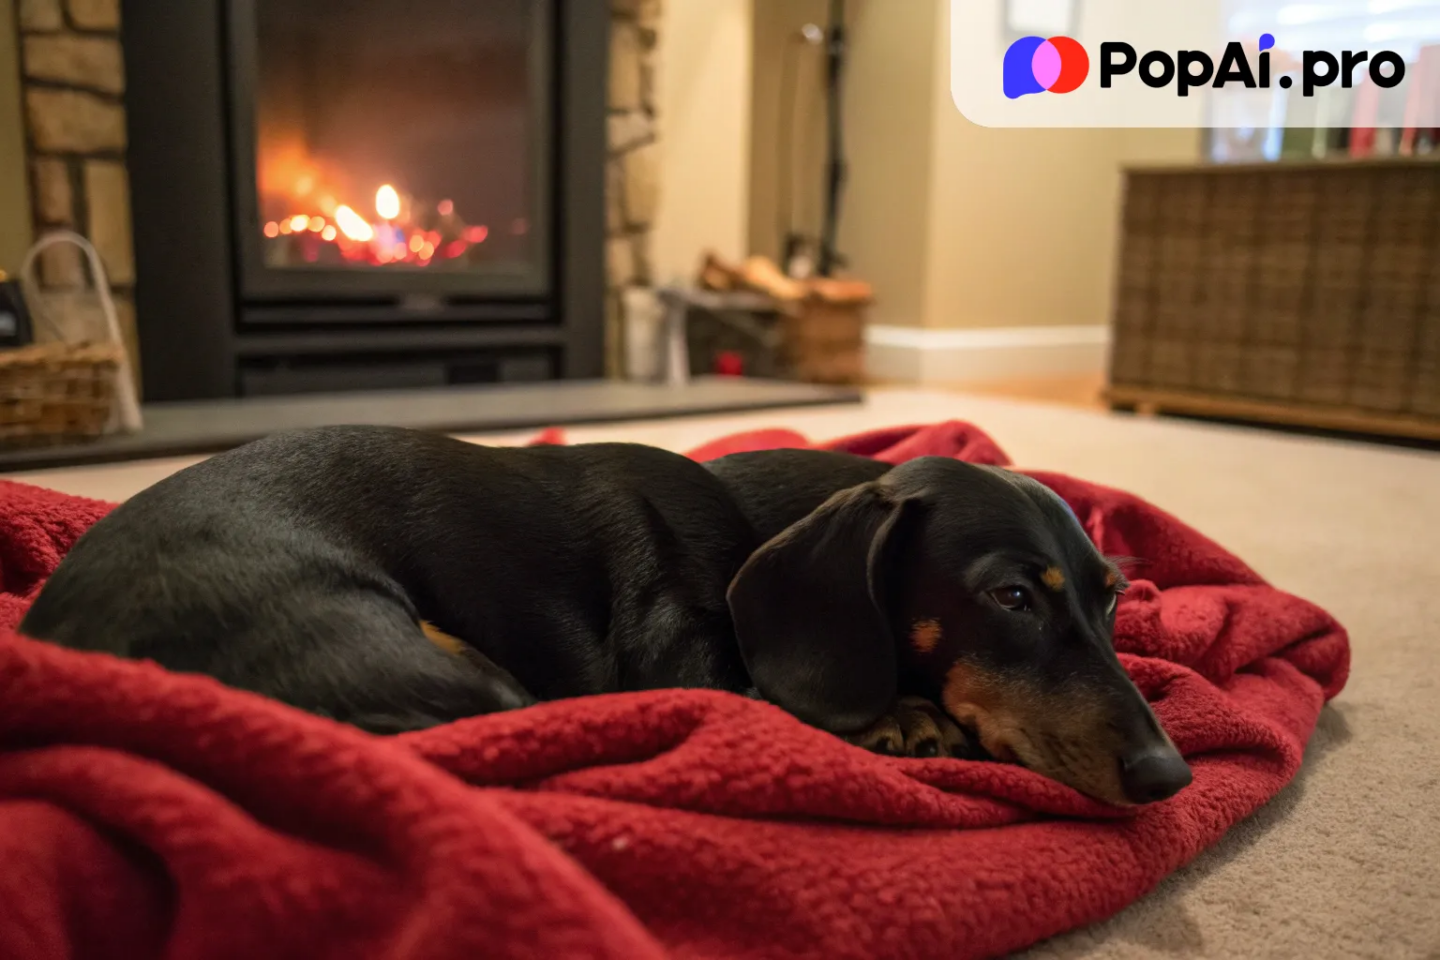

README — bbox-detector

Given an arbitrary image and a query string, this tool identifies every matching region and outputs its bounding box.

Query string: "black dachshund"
[21,425,1190,805]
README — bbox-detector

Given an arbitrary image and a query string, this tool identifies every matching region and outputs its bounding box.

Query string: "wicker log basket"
[2,232,141,448]
[0,342,126,447]
[697,253,872,385]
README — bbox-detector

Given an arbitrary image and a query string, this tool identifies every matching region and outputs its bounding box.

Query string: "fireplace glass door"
[228,0,551,300]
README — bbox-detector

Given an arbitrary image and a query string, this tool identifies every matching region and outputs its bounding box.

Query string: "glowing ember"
[333,205,374,242]
[260,164,500,269]
[375,184,401,221]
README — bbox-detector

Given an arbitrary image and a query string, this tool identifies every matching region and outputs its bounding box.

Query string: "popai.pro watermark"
[953,0,1439,129]
[1097,33,1407,97]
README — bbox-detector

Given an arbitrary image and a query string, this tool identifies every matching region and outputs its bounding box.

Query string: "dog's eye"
[990,586,1033,612]
[1105,593,1119,617]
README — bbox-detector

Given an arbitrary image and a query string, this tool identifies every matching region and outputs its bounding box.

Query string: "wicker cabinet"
[1107,160,1440,440]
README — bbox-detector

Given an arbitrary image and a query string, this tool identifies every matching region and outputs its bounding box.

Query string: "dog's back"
[22,426,761,723]
[704,448,892,539]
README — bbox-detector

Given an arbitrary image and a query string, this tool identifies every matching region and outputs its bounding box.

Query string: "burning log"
[260,182,495,269]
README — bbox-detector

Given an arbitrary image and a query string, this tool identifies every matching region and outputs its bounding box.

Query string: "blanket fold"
[0,421,1349,960]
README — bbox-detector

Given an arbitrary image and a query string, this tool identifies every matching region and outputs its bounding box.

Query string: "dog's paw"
[845,697,985,759]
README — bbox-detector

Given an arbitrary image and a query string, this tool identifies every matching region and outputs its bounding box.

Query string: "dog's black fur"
[21,425,1191,804]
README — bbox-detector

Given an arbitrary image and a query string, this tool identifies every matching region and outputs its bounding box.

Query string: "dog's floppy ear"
[727,481,915,734]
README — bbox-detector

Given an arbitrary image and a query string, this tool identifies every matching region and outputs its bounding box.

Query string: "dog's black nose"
[1119,749,1192,804]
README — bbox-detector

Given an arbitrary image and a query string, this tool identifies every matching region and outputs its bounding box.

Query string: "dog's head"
[727,456,1191,806]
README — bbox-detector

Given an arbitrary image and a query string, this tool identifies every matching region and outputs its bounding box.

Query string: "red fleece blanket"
[0,422,1348,960]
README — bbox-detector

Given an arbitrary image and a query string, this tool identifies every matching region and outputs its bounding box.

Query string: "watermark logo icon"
[1003,36,1090,99]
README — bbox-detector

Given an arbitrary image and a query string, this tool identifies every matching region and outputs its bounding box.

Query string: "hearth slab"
[0,378,862,472]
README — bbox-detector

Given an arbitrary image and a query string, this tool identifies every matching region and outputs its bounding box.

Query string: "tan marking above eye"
[910,618,942,653]
[1042,566,1066,591]
[1104,569,1120,589]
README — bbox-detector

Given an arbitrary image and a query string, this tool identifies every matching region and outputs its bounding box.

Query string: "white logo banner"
[952,0,1440,128]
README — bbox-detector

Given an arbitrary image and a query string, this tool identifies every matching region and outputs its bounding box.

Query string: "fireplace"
[121,0,608,400]
[235,0,549,296]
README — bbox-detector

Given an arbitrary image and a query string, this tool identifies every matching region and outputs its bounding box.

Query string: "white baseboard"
[864,324,1111,384]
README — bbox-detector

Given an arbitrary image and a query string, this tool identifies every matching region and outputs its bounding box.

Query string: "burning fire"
[374,185,401,221]
[333,204,374,242]
[261,179,496,268]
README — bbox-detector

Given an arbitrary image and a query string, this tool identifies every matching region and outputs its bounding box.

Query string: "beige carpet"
[11,388,1440,959]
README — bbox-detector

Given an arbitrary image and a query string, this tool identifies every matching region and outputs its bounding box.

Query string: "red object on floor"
[0,422,1348,960]
[714,351,745,377]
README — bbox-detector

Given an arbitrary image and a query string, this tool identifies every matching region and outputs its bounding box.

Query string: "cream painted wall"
[836,0,941,330]
[748,0,943,329]
[747,0,826,263]
[0,0,33,274]
[919,121,1200,329]
[748,0,1200,330]
[921,1,1199,329]
[921,117,1134,330]
[650,0,753,286]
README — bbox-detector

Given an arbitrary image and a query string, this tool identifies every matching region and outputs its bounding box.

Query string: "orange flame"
[375,184,400,221]
[334,205,374,242]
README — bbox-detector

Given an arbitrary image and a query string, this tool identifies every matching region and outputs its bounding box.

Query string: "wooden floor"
[1106,383,1440,444]
[868,374,1107,411]
[941,374,1106,409]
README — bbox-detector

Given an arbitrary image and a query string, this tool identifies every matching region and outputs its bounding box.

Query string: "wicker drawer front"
[1111,161,1440,425]
[1415,268,1440,418]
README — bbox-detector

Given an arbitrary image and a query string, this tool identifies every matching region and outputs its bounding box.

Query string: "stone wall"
[14,0,138,382]
[14,0,657,386]
[606,0,662,377]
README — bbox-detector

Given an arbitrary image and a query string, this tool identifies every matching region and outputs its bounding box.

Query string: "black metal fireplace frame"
[122,0,607,401]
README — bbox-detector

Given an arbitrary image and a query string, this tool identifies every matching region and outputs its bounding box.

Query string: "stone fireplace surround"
[13,0,662,395]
